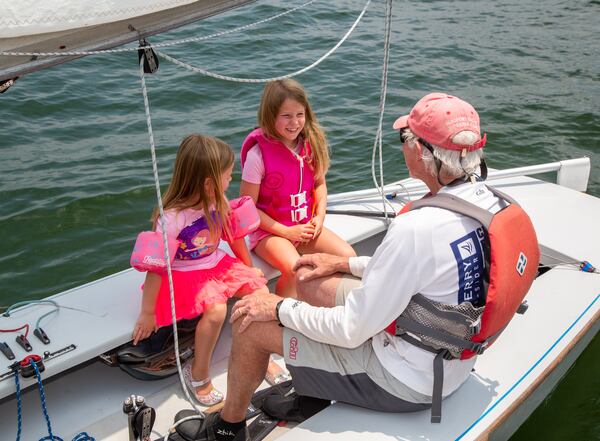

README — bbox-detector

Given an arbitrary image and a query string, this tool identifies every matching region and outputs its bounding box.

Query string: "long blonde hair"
[258,79,330,179]
[152,134,234,241]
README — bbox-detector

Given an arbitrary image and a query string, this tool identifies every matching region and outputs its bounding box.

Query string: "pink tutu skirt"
[154,254,267,327]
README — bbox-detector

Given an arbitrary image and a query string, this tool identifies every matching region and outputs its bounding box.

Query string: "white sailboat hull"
[0,162,597,441]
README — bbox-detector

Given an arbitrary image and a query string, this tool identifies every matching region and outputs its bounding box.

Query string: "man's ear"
[413,140,423,156]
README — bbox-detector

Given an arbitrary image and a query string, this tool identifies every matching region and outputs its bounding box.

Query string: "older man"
[183,93,538,440]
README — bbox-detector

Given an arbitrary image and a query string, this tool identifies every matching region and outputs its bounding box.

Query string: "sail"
[0,0,256,82]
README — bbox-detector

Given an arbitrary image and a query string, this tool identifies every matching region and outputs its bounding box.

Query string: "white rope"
[156,0,371,83]
[370,0,395,220]
[139,59,205,416]
[0,0,316,57]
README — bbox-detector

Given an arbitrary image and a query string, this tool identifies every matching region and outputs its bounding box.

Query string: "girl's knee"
[330,235,356,257]
[255,285,269,295]
[202,302,227,323]
[278,265,295,281]
[294,266,310,284]
[341,243,357,257]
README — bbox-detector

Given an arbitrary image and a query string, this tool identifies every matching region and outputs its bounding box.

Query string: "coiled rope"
[0,0,317,57]
[13,359,95,441]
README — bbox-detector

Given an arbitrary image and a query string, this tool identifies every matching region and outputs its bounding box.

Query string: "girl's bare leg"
[298,225,356,257]
[191,302,227,395]
[254,235,301,298]
[296,226,355,307]
[251,241,295,380]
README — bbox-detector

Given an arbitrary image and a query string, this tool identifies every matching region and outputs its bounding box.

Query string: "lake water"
[0,0,598,439]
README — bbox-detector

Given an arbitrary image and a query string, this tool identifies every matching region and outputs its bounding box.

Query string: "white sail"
[0,0,255,82]
[0,0,200,38]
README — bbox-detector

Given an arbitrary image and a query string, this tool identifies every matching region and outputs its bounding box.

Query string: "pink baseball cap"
[393,93,486,151]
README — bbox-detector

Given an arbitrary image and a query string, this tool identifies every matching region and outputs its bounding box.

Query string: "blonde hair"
[258,79,330,179]
[152,134,234,241]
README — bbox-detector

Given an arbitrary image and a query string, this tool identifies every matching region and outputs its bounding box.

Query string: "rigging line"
[0,324,30,337]
[541,261,598,272]
[538,251,598,273]
[138,58,204,416]
[2,299,96,320]
[540,252,585,266]
[0,0,317,57]
[156,0,372,83]
[370,0,395,221]
[2,299,59,316]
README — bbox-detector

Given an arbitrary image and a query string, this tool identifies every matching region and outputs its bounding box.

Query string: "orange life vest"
[385,185,540,422]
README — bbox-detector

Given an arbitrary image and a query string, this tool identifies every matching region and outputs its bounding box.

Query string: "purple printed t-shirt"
[156,208,226,271]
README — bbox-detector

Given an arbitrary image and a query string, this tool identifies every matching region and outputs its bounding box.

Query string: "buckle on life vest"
[291,206,308,223]
[440,349,455,361]
[516,301,529,314]
[470,317,482,336]
[472,341,487,355]
[290,191,307,208]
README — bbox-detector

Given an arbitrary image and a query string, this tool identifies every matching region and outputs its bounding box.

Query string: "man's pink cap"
[393,93,486,151]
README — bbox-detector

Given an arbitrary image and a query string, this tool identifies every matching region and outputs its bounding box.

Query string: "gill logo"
[289,337,299,360]
[516,252,527,276]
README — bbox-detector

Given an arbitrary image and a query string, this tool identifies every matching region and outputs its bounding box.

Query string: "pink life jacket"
[241,128,315,226]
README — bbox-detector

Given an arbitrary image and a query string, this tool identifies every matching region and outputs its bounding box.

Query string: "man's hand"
[293,253,350,282]
[230,291,282,333]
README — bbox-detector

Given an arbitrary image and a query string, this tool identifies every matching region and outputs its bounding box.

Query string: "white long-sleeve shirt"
[278,181,503,397]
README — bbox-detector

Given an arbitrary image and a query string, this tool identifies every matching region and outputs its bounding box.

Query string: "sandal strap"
[189,376,211,388]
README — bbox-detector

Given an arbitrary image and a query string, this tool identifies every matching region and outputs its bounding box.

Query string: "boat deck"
[0,173,598,441]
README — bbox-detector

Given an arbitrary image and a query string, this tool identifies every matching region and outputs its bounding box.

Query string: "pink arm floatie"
[130,231,180,273]
[227,196,260,241]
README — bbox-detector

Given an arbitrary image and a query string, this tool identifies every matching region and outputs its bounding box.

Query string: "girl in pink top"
[132,134,268,406]
[241,79,355,298]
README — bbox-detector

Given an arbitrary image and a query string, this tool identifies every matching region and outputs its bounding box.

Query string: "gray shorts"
[283,275,431,412]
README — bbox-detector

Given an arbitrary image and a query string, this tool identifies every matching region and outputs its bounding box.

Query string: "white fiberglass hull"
[0,165,598,441]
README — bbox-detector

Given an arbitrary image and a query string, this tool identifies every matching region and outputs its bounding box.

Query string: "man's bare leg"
[295,266,341,307]
[220,320,284,422]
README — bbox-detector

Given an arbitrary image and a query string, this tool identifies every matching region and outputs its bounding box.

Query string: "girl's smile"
[275,98,305,149]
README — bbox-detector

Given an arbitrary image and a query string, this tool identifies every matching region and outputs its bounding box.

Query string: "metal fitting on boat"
[122,396,134,414]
